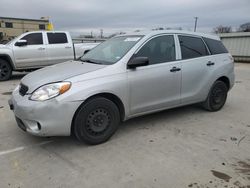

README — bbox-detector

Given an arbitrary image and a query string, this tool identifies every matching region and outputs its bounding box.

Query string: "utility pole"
[100,29,103,38]
[194,17,198,32]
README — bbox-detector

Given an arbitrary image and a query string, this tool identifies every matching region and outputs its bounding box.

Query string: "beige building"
[0,17,49,42]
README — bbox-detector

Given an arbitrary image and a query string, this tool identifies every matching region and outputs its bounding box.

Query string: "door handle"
[207,61,215,66]
[38,47,45,50]
[65,46,72,49]
[170,67,181,72]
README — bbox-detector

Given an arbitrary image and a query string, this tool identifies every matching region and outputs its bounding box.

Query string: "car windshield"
[80,35,143,65]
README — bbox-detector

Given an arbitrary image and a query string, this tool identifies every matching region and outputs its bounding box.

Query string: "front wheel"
[73,97,120,145]
[202,80,228,111]
[0,59,12,81]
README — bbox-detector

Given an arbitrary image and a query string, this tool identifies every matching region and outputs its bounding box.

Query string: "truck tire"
[0,59,12,81]
[202,80,228,111]
[73,97,120,145]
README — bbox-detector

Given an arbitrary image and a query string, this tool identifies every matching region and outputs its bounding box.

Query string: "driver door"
[13,33,48,68]
[128,35,182,116]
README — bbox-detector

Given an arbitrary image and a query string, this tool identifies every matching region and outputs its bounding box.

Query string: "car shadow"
[27,104,207,150]
[11,72,27,80]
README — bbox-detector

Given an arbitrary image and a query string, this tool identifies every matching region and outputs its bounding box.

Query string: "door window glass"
[20,33,43,45]
[135,35,176,64]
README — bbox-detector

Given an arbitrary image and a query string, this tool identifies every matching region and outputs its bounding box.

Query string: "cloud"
[1,0,250,35]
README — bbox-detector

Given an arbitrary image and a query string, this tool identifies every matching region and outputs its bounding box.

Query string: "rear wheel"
[202,80,228,111]
[0,59,12,81]
[73,97,120,145]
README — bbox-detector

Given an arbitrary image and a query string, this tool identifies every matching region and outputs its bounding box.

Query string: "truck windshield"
[80,35,143,65]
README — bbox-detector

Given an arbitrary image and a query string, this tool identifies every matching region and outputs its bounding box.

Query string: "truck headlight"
[30,82,71,101]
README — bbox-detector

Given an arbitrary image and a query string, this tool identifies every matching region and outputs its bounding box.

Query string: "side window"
[203,37,228,55]
[178,35,209,59]
[47,33,68,44]
[135,35,176,65]
[20,33,43,45]
[39,24,45,30]
[5,22,13,28]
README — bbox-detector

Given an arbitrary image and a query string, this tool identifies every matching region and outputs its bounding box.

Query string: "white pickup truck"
[0,31,99,81]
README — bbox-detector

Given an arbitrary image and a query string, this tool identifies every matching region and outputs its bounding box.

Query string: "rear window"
[203,37,228,55]
[47,33,68,44]
[178,35,209,59]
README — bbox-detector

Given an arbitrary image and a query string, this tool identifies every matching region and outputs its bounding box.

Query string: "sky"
[1,0,250,37]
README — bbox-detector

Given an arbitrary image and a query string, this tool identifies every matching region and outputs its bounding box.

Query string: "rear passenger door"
[46,32,74,65]
[177,35,215,104]
[128,35,182,115]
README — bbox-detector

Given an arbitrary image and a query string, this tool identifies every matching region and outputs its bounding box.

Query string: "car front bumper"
[9,91,82,137]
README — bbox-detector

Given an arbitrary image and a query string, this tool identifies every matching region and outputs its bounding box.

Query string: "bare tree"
[213,25,232,33]
[238,22,250,32]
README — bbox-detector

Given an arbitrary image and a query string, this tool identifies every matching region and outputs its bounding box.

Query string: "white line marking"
[0,140,53,156]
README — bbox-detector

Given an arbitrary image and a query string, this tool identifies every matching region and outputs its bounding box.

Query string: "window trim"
[177,34,211,60]
[132,34,177,66]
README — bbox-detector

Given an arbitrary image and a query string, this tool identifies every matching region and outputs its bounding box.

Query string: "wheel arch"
[71,92,125,135]
[216,76,230,90]
[0,54,15,70]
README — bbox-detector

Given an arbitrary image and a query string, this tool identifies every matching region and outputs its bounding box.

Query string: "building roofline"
[218,32,250,38]
[0,16,49,22]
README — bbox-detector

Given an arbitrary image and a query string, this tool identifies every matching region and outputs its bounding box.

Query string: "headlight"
[30,82,71,101]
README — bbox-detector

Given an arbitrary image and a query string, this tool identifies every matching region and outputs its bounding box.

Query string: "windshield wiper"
[80,59,102,65]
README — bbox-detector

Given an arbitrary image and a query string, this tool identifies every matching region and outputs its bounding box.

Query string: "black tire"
[202,80,228,111]
[0,59,12,81]
[73,97,120,145]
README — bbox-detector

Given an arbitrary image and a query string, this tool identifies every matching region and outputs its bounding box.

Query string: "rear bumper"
[9,91,82,136]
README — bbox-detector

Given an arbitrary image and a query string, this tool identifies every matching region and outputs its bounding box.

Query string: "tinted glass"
[179,35,209,59]
[203,37,228,54]
[47,33,68,44]
[135,35,176,64]
[21,33,43,45]
[39,24,45,30]
[5,22,13,28]
[81,36,142,65]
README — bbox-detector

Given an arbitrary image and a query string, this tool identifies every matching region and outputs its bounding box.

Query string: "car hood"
[0,44,8,49]
[21,60,107,92]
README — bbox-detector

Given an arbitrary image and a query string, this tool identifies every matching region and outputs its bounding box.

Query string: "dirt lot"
[0,63,249,188]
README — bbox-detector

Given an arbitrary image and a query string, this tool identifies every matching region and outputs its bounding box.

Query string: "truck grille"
[19,83,29,96]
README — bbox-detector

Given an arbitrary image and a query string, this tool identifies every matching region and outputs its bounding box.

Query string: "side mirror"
[15,39,28,47]
[127,57,149,69]
[83,49,90,55]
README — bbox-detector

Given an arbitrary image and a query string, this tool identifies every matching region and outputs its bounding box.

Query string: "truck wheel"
[202,80,228,111]
[0,59,12,81]
[73,97,120,145]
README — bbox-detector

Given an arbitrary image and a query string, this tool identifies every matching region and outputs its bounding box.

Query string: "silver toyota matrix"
[9,30,235,144]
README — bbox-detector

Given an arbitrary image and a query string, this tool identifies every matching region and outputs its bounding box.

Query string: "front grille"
[19,83,29,96]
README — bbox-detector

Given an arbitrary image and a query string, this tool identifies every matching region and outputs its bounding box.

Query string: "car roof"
[120,30,220,41]
[25,31,68,34]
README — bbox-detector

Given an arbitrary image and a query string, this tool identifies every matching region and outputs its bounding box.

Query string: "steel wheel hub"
[86,108,111,135]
